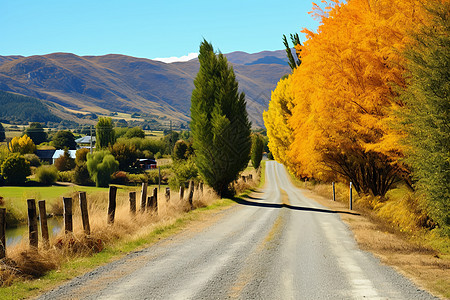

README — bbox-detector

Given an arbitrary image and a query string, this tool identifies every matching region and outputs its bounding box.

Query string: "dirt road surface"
[38,161,436,299]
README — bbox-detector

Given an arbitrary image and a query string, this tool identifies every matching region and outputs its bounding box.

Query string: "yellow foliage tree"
[9,134,36,154]
[265,0,430,196]
[263,75,296,172]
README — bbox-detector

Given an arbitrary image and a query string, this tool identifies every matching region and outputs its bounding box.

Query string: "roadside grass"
[0,168,261,300]
[287,174,450,299]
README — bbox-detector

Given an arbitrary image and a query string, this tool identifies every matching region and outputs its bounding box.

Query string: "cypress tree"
[190,40,251,196]
[96,117,115,149]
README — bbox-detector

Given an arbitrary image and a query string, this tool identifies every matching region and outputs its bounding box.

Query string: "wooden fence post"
[38,200,49,249]
[147,195,157,213]
[63,197,73,234]
[165,188,170,202]
[0,208,6,258]
[108,186,117,224]
[27,199,38,249]
[140,182,148,213]
[179,185,185,201]
[349,182,353,210]
[332,182,336,201]
[79,192,90,235]
[187,180,194,209]
[129,191,136,215]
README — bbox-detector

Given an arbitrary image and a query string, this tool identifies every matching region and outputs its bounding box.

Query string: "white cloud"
[153,52,198,63]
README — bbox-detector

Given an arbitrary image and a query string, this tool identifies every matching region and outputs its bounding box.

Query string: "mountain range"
[0,50,291,128]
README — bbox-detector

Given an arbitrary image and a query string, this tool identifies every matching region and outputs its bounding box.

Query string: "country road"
[38,161,436,300]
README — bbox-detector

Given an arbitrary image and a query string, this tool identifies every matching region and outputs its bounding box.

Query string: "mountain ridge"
[0,50,291,128]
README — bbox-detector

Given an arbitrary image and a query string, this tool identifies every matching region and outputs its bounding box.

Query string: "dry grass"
[301,185,450,299]
[0,170,262,288]
[0,185,219,287]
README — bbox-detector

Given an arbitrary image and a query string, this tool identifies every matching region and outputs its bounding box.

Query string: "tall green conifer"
[401,1,450,235]
[190,40,251,196]
[96,117,115,149]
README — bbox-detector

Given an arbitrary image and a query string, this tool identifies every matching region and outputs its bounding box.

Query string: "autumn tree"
[54,149,76,171]
[9,134,36,154]
[399,1,450,234]
[265,0,429,196]
[191,40,252,196]
[263,75,296,173]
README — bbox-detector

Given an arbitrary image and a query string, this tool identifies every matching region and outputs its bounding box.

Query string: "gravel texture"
[38,161,437,300]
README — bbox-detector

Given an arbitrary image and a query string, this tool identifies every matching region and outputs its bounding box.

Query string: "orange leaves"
[264,0,431,194]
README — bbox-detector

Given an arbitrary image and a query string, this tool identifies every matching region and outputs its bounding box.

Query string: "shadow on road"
[232,196,360,216]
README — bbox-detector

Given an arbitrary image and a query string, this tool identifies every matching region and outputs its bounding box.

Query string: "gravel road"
[38,161,437,299]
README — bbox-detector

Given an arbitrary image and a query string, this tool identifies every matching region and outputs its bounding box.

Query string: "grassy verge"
[0,167,262,300]
[288,175,450,299]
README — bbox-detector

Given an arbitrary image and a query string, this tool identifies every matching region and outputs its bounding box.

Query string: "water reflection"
[6,217,63,247]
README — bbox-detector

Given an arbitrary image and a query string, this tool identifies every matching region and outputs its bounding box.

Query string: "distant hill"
[0,50,291,128]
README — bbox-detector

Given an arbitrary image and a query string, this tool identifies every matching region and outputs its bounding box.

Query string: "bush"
[58,170,74,182]
[35,165,58,185]
[24,153,41,167]
[73,162,93,185]
[75,148,90,164]
[86,150,119,187]
[127,173,148,184]
[124,127,145,139]
[1,154,31,185]
[155,152,162,159]
[54,149,76,171]
[111,171,129,185]
[169,158,198,190]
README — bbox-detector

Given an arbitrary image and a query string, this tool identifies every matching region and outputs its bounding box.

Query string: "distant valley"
[0,50,291,128]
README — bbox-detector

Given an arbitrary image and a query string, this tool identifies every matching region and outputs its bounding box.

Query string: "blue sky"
[1,0,320,62]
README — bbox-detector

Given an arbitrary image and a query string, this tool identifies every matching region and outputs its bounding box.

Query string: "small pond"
[6,217,63,247]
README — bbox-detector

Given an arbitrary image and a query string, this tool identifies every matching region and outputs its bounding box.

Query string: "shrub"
[24,153,41,167]
[35,165,58,185]
[86,150,119,187]
[169,158,198,190]
[124,127,145,139]
[111,171,129,185]
[75,148,90,164]
[1,154,31,185]
[58,170,74,182]
[155,152,162,159]
[127,173,148,184]
[54,149,76,171]
[73,162,93,185]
